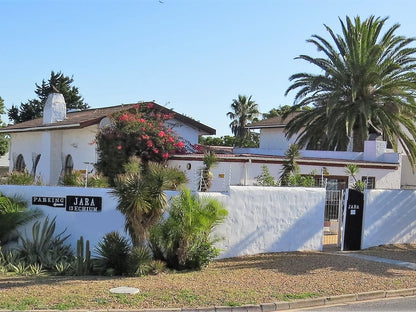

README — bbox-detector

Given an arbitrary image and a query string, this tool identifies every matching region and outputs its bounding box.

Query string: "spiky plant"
[0,194,42,246]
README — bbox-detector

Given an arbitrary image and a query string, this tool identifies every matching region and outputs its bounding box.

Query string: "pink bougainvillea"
[96,102,186,182]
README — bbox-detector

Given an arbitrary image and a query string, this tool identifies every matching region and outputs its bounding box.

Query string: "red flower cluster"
[103,102,186,163]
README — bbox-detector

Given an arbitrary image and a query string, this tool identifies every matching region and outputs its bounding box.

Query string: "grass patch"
[110,293,148,306]
[0,248,415,310]
[274,292,319,301]
[176,289,200,304]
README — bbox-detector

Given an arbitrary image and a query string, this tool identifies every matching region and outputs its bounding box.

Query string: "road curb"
[1,288,416,312]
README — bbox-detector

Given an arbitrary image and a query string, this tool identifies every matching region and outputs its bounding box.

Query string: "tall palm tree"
[285,16,416,167]
[227,95,260,146]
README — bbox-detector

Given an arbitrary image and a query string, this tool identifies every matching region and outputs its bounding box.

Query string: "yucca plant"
[112,157,184,246]
[18,216,73,269]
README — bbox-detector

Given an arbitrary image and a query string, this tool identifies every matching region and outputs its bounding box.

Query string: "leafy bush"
[255,165,278,186]
[150,187,228,270]
[94,231,131,276]
[96,102,186,184]
[2,171,40,185]
[18,216,74,269]
[61,171,109,188]
[287,174,316,187]
[0,194,42,246]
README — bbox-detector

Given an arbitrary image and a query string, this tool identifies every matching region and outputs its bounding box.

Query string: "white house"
[0,93,215,185]
[168,114,405,192]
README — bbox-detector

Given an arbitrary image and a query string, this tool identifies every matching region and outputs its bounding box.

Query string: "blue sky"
[2,0,416,136]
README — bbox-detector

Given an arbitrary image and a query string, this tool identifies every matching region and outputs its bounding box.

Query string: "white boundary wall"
[0,185,126,250]
[209,186,326,258]
[362,189,416,249]
[0,185,326,258]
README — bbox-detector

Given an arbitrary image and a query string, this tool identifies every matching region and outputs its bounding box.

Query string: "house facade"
[0,93,215,185]
[168,114,404,192]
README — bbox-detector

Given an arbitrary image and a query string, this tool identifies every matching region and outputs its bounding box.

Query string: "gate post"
[343,189,364,250]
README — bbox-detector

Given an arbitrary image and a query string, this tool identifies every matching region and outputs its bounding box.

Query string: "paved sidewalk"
[340,252,416,270]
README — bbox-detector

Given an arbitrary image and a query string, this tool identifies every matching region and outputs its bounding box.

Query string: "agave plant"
[94,231,131,276]
[18,216,73,269]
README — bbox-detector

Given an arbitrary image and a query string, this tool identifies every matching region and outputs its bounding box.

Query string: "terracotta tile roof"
[0,102,216,135]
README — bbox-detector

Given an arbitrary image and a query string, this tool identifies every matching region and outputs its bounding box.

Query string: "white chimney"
[43,93,66,125]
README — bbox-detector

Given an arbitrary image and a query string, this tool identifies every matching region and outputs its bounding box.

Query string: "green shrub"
[2,171,40,185]
[18,216,74,269]
[0,194,43,246]
[287,174,316,187]
[94,231,131,276]
[61,171,110,188]
[150,187,227,270]
[256,165,278,186]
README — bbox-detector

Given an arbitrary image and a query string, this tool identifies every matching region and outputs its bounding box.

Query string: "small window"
[15,154,26,172]
[65,155,74,175]
[362,176,375,189]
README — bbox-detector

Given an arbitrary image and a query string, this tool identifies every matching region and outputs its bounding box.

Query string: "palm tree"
[285,16,416,167]
[227,95,260,146]
[112,157,186,246]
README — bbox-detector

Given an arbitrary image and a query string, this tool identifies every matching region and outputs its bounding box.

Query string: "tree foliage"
[95,103,186,183]
[8,71,88,124]
[227,95,260,147]
[285,16,416,168]
[0,97,9,156]
[262,105,292,119]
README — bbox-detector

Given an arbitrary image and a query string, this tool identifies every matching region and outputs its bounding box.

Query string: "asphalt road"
[293,296,416,311]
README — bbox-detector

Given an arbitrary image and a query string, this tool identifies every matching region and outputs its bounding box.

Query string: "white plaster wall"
[9,132,43,171]
[259,128,296,150]
[0,185,125,251]
[207,186,326,258]
[168,158,401,191]
[400,155,416,189]
[166,120,199,144]
[1,185,326,257]
[362,189,416,249]
[62,126,98,172]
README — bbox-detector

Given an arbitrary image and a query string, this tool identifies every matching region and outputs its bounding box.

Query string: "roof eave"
[0,123,81,133]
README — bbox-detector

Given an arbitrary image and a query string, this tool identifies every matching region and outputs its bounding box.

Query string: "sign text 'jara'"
[66,195,102,212]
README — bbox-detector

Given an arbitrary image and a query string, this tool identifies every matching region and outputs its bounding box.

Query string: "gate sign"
[32,196,66,208]
[343,189,364,251]
[66,195,102,212]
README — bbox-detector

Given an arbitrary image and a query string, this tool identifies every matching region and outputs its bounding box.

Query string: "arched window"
[32,154,41,177]
[65,154,73,175]
[15,154,26,172]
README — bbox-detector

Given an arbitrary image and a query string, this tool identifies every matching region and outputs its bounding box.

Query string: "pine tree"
[8,71,89,123]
